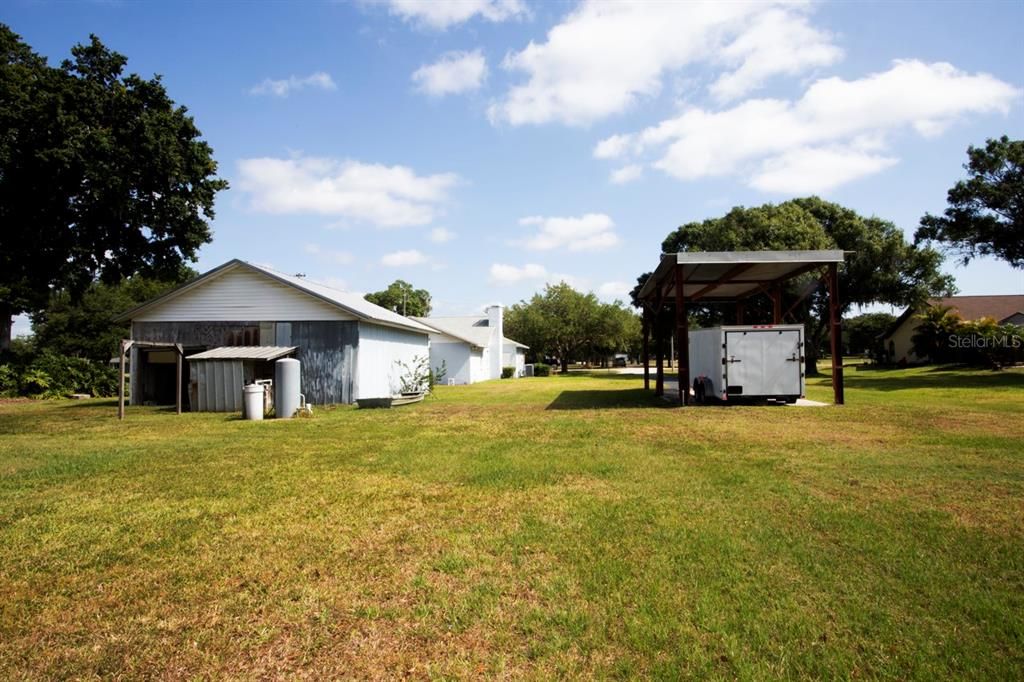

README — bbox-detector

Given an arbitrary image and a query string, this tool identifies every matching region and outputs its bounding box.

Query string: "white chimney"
[487,304,504,379]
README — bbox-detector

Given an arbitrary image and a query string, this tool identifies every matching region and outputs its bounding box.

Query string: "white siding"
[355,322,430,399]
[135,266,355,322]
[428,337,473,385]
[503,344,526,377]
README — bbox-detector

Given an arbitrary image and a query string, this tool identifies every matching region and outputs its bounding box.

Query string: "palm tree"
[911,305,962,363]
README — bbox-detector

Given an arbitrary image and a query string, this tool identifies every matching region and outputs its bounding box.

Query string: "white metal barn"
[116,259,434,408]
[414,306,528,384]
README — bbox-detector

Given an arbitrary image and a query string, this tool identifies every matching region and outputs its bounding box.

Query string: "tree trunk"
[0,304,12,354]
[560,356,569,373]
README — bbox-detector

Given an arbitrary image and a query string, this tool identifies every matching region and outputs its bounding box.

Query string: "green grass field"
[1,366,1022,678]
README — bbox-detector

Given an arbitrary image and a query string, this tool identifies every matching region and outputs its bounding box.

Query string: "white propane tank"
[274,358,301,419]
[243,384,265,421]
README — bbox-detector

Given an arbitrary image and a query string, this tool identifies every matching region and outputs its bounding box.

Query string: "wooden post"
[655,288,664,396]
[642,308,650,391]
[118,340,128,420]
[827,263,844,405]
[771,285,783,324]
[175,344,183,415]
[675,263,689,405]
[735,299,745,325]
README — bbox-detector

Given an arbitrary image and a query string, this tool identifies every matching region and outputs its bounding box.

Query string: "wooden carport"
[635,250,847,405]
[117,339,185,420]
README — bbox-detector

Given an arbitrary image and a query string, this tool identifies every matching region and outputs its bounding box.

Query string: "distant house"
[414,306,528,384]
[116,259,434,408]
[882,295,1024,364]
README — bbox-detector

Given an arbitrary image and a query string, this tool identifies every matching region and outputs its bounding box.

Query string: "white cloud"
[609,164,643,185]
[381,249,428,267]
[413,50,488,96]
[380,0,527,30]
[237,156,459,228]
[489,262,548,283]
[488,1,839,126]
[597,59,1020,193]
[598,281,632,300]
[593,134,633,159]
[749,146,899,194]
[303,242,354,265]
[518,213,619,251]
[250,72,336,97]
[429,227,456,243]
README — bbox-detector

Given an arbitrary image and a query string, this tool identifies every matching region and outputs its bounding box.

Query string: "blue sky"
[5,0,1023,336]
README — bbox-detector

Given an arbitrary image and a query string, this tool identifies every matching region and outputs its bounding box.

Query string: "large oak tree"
[0,26,227,350]
[916,135,1024,269]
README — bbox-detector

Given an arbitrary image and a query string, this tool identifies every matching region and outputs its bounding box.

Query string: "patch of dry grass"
[1,366,1022,678]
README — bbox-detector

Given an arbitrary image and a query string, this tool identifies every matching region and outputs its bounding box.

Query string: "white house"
[414,306,528,384]
[116,259,434,407]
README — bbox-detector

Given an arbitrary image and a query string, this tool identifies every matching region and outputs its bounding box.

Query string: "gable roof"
[116,259,434,334]
[413,315,529,349]
[883,294,1024,339]
[927,295,1024,323]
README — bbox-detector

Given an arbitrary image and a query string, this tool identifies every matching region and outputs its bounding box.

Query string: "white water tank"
[274,358,301,419]
[243,384,265,421]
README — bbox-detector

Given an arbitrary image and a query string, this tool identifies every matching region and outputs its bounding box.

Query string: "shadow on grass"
[546,388,672,410]
[845,366,1024,392]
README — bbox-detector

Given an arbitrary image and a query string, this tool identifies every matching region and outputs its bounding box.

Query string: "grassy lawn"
[1,366,1022,678]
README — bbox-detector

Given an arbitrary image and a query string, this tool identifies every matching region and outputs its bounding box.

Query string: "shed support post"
[175,344,183,415]
[118,340,129,421]
[654,283,665,396]
[642,308,650,391]
[827,263,844,405]
[735,300,745,325]
[675,264,689,405]
[771,285,783,324]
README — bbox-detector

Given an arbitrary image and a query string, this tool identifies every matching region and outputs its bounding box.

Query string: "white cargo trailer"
[689,324,805,403]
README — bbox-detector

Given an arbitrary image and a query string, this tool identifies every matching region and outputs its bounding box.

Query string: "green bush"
[501,366,515,379]
[0,364,19,397]
[11,352,118,398]
[533,363,551,377]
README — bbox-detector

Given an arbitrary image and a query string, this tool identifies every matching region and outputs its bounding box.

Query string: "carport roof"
[637,250,846,303]
[186,346,297,361]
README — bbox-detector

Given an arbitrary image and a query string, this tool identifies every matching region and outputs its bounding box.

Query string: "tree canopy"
[364,280,432,317]
[31,268,196,363]
[0,25,227,350]
[916,135,1024,269]
[504,282,640,371]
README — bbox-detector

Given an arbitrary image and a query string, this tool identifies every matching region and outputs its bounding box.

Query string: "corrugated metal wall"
[279,321,358,404]
[190,360,245,411]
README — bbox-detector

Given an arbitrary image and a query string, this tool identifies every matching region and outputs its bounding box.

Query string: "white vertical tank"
[274,358,301,419]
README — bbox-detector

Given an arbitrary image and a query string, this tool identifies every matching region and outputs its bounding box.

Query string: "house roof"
[186,346,297,361]
[927,295,1024,323]
[116,259,434,334]
[637,250,847,302]
[882,294,1024,339]
[412,316,529,350]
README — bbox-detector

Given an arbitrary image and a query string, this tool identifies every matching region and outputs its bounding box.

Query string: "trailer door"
[725,329,802,397]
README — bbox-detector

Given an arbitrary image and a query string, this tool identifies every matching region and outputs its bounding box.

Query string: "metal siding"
[191,359,244,412]
[134,268,356,322]
[130,320,358,406]
[287,321,359,405]
[356,323,431,399]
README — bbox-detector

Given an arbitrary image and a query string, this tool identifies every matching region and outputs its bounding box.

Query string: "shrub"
[533,363,551,377]
[0,364,20,397]
[501,366,515,379]
[17,352,118,398]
